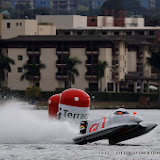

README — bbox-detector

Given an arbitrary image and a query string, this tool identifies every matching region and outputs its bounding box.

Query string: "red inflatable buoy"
[57,89,90,121]
[48,94,61,118]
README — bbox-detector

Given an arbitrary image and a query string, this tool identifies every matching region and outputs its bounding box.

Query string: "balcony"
[112,72,119,80]
[85,60,98,66]
[112,60,119,68]
[137,63,143,72]
[137,52,143,59]
[27,60,40,65]
[56,60,66,67]
[86,49,99,55]
[112,51,119,56]
[27,51,40,55]
[28,75,40,81]
[56,73,67,80]
[85,73,98,80]
[56,51,69,55]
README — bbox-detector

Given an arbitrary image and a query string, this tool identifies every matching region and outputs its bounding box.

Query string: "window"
[35,83,39,87]
[114,111,129,115]
[126,31,132,35]
[89,83,98,91]
[91,18,95,22]
[16,23,18,26]
[139,31,144,35]
[65,32,70,35]
[102,31,107,35]
[7,23,10,28]
[108,83,113,91]
[149,31,155,35]
[77,32,82,35]
[114,32,119,35]
[20,23,22,26]
[18,55,23,60]
[18,67,23,73]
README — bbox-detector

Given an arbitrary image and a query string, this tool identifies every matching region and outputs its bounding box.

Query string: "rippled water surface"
[0,100,159,160]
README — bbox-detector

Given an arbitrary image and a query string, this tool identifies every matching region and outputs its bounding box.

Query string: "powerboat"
[73,108,157,145]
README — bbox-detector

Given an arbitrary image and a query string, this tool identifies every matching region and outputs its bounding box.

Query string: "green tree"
[66,57,82,88]
[0,52,14,88]
[25,86,41,101]
[20,59,46,87]
[147,48,160,103]
[94,60,108,92]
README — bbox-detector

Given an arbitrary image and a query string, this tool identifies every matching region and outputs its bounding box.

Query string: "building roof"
[2,35,152,45]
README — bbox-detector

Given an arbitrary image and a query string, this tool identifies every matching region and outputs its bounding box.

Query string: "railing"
[56,73,67,80]
[28,75,40,80]
[112,72,119,80]
[112,51,119,56]
[85,73,98,80]
[56,60,66,66]
[112,60,119,68]
[56,51,69,55]
[27,51,40,55]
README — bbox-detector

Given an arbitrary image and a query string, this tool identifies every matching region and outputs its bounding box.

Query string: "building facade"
[89,0,106,9]
[0,14,3,36]
[140,0,156,8]
[0,15,159,92]
[50,0,77,13]
[13,0,35,9]
[36,15,145,29]
[0,30,159,92]
[1,19,56,39]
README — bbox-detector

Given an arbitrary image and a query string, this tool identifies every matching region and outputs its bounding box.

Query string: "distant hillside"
[101,0,160,19]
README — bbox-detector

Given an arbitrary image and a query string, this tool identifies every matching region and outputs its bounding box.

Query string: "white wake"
[0,100,78,144]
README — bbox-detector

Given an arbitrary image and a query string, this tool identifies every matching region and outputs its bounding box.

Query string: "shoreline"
[35,101,160,110]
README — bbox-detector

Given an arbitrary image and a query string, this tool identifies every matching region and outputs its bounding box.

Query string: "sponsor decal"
[57,104,89,120]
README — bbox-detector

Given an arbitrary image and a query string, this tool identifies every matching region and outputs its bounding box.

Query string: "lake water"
[0,100,159,160]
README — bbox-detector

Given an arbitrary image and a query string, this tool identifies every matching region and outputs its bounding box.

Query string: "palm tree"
[94,60,108,92]
[147,48,160,103]
[20,59,46,87]
[65,57,82,88]
[0,53,15,88]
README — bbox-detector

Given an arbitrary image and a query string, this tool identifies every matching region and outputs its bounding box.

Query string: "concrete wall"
[128,51,137,72]
[1,20,38,39]
[38,25,56,35]
[104,16,114,27]
[8,48,29,90]
[99,48,112,91]
[73,15,87,28]
[36,15,74,29]
[24,20,38,35]
[2,20,25,39]
[70,48,88,90]
[118,42,127,81]
[40,48,58,91]
[97,16,104,28]
[125,17,144,27]
[0,14,3,36]
[143,46,151,77]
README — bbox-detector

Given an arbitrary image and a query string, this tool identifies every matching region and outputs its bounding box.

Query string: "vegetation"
[65,57,82,88]
[147,48,160,103]
[25,86,41,101]
[20,59,46,87]
[0,52,14,89]
[94,60,108,92]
